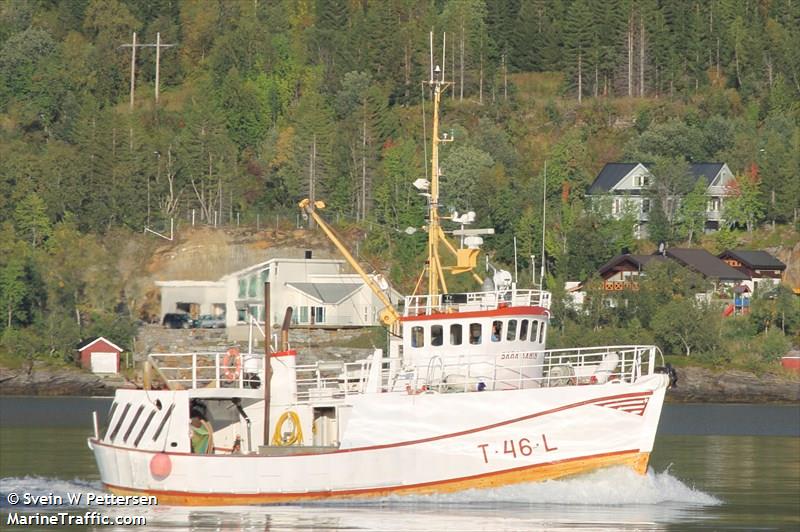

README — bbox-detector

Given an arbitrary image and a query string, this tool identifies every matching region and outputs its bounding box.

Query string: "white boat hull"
[89,374,668,505]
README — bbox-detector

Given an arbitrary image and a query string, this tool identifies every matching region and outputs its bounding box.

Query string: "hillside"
[1,0,798,367]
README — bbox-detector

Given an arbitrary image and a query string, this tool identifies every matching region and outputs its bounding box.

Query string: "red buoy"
[150,453,172,480]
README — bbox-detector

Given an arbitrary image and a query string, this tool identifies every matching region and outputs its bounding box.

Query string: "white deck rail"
[147,345,661,399]
[148,352,263,390]
[292,345,660,402]
[404,289,552,316]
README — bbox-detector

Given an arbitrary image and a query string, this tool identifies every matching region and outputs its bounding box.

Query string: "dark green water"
[1,397,798,531]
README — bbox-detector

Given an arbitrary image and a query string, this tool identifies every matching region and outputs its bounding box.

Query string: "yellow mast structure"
[426,67,451,306]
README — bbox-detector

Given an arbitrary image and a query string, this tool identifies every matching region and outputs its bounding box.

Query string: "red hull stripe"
[103,448,641,500]
[90,390,653,458]
[401,306,550,322]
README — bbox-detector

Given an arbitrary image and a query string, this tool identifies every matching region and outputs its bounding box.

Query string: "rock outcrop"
[667,366,800,403]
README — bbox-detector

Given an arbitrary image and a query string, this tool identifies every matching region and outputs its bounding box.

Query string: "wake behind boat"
[88,37,674,505]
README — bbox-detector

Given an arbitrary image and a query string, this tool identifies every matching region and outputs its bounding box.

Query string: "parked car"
[195,314,226,328]
[162,313,192,329]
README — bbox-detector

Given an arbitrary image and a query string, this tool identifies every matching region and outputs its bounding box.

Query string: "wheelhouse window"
[538,320,545,343]
[411,326,424,348]
[431,325,443,347]
[449,324,462,345]
[491,320,503,342]
[519,319,529,341]
[469,323,482,344]
[530,320,539,343]
[506,319,517,341]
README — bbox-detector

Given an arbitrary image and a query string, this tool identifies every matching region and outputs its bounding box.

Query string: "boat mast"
[427,33,452,306]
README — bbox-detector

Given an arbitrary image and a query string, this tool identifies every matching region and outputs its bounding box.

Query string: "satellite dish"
[493,269,513,291]
[434,65,441,74]
[404,227,417,235]
[373,274,390,291]
[413,178,430,190]
[464,236,483,249]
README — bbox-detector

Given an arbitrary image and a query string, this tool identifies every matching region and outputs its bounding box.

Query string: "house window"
[313,306,325,324]
[506,319,517,341]
[248,275,258,298]
[260,269,269,285]
[431,325,443,347]
[469,323,482,344]
[238,279,247,298]
[298,306,309,324]
[449,324,462,345]
[612,198,622,215]
[642,198,650,213]
[411,326,424,348]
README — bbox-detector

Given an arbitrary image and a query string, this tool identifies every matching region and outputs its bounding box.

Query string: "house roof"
[76,336,123,352]
[588,163,642,193]
[597,254,668,277]
[688,163,724,185]
[286,282,363,305]
[588,162,727,193]
[719,250,786,271]
[220,258,345,280]
[664,248,749,281]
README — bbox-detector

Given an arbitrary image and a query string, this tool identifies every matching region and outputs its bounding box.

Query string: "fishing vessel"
[88,42,674,506]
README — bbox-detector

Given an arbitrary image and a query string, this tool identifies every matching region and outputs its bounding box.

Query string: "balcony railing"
[603,280,640,291]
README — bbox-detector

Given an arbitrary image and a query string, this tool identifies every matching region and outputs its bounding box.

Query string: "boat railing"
[404,289,551,316]
[291,345,662,402]
[147,352,263,390]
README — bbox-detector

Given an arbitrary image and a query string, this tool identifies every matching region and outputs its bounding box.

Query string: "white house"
[157,255,403,341]
[587,162,735,238]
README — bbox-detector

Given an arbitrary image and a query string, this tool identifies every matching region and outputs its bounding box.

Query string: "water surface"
[1,397,798,531]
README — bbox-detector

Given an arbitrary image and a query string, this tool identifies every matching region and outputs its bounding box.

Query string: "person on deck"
[189,408,214,454]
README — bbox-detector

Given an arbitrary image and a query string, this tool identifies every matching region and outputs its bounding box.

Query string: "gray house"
[587,162,735,238]
[157,256,403,342]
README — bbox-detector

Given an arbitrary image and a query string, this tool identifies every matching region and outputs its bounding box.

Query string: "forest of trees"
[1,0,798,364]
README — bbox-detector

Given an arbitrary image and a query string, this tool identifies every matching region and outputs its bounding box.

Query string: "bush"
[758,329,791,363]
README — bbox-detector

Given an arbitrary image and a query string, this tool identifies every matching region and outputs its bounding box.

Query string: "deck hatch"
[108,403,131,442]
[123,405,145,443]
[152,403,175,442]
[134,409,157,447]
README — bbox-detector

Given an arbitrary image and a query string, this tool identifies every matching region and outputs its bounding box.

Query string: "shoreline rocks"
[2,362,798,402]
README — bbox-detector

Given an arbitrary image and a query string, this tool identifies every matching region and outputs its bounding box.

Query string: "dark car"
[195,314,226,328]
[162,313,192,329]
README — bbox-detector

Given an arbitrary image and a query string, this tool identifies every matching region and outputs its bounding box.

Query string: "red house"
[77,337,123,374]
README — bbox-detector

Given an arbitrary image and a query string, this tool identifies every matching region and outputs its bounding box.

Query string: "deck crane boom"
[298,198,401,333]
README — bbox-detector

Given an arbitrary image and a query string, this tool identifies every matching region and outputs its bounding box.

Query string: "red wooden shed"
[77,337,123,374]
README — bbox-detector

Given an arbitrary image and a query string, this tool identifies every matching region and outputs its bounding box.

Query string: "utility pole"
[128,32,136,109]
[119,32,175,108]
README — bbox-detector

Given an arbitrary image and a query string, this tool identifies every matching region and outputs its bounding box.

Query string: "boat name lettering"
[477,434,558,464]
[499,353,538,360]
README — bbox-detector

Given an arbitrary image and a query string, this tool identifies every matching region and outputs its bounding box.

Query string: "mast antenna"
[442,33,446,82]
[539,160,547,288]
[429,31,434,83]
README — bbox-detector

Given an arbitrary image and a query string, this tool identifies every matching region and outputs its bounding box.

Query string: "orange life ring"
[222,347,242,382]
